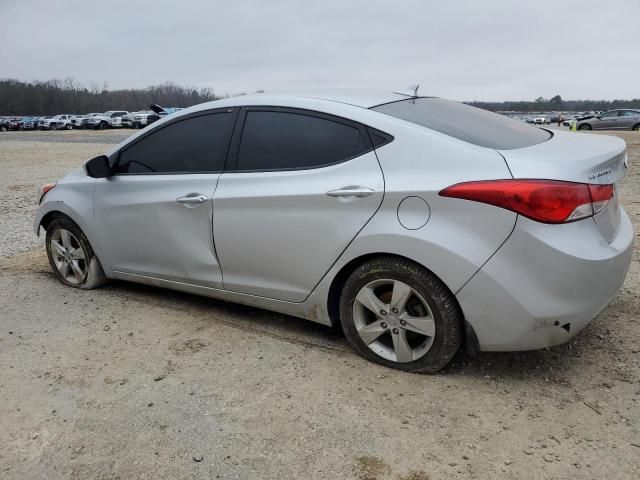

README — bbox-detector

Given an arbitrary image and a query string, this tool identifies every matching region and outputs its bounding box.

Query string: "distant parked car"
[577,109,640,131]
[69,115,87,129]
[127,110,160,129]
[5,117,25,131]
[21,117,39,130]
[39,115,74,130]
[79,113,101,129]
[534,115,550,125]
[86,111,129,130]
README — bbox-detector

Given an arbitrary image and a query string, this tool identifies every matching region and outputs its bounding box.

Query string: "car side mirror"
[85,155,111,178]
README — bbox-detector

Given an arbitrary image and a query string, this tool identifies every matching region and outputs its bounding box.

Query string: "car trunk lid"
[499,130,627,242]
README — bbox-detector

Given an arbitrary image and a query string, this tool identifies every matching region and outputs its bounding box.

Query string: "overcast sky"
[1,0,638,101]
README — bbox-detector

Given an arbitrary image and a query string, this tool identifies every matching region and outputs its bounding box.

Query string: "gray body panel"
[93,174,224,288]
[213,151,384,302]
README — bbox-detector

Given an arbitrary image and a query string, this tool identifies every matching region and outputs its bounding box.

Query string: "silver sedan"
[577,109,640,131]
[34,91,634,372]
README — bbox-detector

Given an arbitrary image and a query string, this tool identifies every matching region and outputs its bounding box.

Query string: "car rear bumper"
[456,208,634,351]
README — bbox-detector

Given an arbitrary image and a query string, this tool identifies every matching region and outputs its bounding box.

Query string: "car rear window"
[372,97,551,150]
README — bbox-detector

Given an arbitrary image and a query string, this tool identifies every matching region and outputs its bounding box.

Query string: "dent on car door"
[596,111,619,129]
[213,108,385,302]
[93,109,237,287]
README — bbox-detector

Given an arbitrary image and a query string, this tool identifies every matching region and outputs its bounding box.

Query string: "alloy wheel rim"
[50,229,87,284]
[353,279,436,363]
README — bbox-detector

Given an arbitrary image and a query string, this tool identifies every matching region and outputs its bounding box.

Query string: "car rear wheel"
[99,122,108,130]
[46,217,107,289]
[633,124,640,131]
[65,124,73,130]
[578,123,592,131]
[339,257,463,373]
[0,126,6,132]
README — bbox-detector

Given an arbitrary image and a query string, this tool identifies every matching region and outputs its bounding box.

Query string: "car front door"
[212,107,385,302]
[594,111,620,129]
[93,108,237,288]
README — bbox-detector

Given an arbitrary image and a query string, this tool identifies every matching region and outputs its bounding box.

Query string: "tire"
[339,257,463,373]
[65,124,73,130]
[0,126,6,132]
[45,217,107,290]
[633,124,640,131]
[99,122,108,130]
[578,123,592,131]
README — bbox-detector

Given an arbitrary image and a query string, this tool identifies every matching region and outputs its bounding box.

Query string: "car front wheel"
[46,217,107,289]
[339,257,463,373]
[578,123,592,131]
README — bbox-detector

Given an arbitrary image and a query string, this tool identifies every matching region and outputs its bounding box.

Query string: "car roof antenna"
[394,84,420,98]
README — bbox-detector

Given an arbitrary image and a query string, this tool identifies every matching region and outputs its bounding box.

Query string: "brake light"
[439,180,614,224]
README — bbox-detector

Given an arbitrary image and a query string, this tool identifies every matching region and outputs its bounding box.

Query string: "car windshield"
[372,97,551,150]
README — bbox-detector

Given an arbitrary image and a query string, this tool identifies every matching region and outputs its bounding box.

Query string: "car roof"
[198,90,410,110]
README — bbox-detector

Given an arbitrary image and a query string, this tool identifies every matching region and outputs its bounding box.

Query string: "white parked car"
[130,111,160,129]
[38,114,74,130]
[69,115,88,129]
[86,111,129,130]
[534,115,550,125]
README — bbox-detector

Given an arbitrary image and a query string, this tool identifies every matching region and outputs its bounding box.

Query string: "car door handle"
[326,186,376,198]
[176,193,209,205]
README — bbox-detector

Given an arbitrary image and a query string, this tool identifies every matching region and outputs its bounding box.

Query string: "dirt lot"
[0,129,639,479]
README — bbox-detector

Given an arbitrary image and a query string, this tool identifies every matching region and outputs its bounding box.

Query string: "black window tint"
[372,98,551,150]
[114,112,234,174]
[237,111,367,171]
[367,127,393,148]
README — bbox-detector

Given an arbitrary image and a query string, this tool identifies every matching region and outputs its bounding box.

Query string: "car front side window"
[112,111,235,174]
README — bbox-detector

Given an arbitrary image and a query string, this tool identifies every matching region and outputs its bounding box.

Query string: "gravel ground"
[0,131,639,479]
[0,129,133,144]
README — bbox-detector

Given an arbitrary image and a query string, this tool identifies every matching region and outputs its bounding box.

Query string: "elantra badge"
[589,168,612,180]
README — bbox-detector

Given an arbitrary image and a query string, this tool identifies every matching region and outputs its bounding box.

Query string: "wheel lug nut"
[392,328,399,335]
[380,310,387,316]
[391,308,398,314]
[380,322,387,329]
[400,320,406,326]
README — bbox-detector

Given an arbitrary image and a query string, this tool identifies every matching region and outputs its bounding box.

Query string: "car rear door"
[618,110,640,129]
[212,107,384,302]
[93,108,237,287]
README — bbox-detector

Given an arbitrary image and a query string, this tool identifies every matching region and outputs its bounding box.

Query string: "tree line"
[1,80,639,115]
[467,95,640,113]
[0,78,220,115]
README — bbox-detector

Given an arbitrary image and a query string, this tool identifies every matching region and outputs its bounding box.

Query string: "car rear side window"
[113,111,235,174]
[372,97,551,150]
[236,110,369,171]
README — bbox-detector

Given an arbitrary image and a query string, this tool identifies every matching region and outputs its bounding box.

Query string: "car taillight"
[439,180,614,224]
[38,182,56,204]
